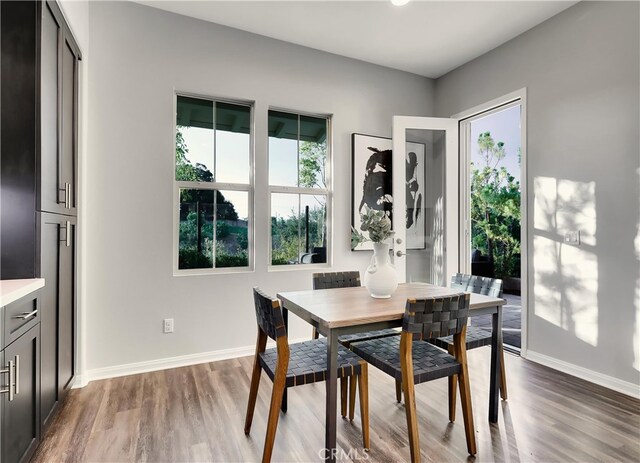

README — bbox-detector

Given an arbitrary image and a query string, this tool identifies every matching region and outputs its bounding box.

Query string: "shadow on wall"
[533,176,640,379]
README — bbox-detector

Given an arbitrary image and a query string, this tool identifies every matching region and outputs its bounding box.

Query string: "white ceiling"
[135,0,577,78]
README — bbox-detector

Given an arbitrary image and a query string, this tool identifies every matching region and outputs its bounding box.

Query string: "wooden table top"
[277,283,505,329]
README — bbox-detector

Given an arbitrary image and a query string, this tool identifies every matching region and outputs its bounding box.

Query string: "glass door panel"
[392,117,458,285]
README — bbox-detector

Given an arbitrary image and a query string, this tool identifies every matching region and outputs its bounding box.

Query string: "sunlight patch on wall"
[533,177,598,346]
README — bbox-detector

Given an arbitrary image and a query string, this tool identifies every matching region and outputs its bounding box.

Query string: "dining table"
[277,282,506,461]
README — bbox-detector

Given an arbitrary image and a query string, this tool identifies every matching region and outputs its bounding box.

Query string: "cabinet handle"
[66,220,71,247]
[65,182,71,209]
[2,360,15,401]
[0,362,9,398]
[14,355,19,396]
[13,309,38,320]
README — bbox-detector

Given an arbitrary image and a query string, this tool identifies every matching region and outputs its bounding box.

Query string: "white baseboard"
[74,337,309,388]
[524,350,640,400]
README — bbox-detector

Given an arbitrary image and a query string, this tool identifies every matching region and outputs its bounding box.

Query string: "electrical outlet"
[564,230,580,246]
[163,318,174,333]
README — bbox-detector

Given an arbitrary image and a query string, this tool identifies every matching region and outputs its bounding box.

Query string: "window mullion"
[212,189,217,269]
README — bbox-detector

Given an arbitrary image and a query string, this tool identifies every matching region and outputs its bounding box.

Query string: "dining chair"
[245,288,370,462]
[428,273,506,422]
[351,294,476,462]
[312,271,401,418]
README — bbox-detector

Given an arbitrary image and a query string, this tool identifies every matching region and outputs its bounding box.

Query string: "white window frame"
[173,92,255,276]
[267,108,333,271]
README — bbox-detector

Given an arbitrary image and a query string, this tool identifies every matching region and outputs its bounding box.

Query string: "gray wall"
[435,1,640,384]
[84,1,434,371]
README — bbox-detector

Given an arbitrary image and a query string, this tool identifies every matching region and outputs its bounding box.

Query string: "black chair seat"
[351,336,461,384]
[429,326,492,351]
[338,328,400,347]
[259,339,364,388]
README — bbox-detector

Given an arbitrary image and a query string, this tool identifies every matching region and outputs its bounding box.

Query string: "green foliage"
[271,206,326,265]
[215,241,248,267]
[471,131,521,278]
[299,141,326,189]
[179,249,213,269]
[175,128,213,183]
[351,205,393,248]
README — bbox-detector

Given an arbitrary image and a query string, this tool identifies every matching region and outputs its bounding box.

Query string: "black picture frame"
[351,133,427,251]
[351,133,393,251]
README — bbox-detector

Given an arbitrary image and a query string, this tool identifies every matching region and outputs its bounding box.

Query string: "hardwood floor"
[33,349,640,462]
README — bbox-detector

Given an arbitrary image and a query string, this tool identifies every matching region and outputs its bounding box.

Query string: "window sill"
[267,263,332,273]
[173,266,255,277]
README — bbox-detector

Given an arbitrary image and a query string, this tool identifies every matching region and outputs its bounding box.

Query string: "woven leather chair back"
[312,271,361,290]
[252,288,287,341]
[451,273,503,298]
[402,294,470,340]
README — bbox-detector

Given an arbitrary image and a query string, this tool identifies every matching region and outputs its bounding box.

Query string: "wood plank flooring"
[33,349,640,462]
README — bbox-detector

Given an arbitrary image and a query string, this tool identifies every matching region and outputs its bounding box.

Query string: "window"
[175,95,253,273]
[268,110,330,266]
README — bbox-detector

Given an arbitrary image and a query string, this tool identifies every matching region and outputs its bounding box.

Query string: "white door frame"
[392,116,459,285]
[452,88,529,357]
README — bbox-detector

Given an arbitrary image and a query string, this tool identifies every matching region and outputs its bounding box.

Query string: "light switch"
[564,230,580,246]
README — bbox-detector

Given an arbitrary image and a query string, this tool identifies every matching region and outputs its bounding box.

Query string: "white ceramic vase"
[364,242,398,298]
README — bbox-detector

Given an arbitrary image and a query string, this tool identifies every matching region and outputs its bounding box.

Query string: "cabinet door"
[39,0,80,216]
[58,217,75,394]
[1,324,40,463]
[60,34,78,215]
[38,213,75,429]
[38,215,59,428]
[39,0,64,215]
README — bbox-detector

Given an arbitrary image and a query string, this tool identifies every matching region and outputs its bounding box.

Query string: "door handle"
[59,222,71,246]
[14,356,19,395]
[396,250,406,257]
[13,309,38,320]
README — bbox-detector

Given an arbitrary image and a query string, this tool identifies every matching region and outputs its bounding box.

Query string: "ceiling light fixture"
[390,0,411,6]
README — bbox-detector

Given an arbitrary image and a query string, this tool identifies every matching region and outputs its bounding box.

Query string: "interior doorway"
[458,93,526,353]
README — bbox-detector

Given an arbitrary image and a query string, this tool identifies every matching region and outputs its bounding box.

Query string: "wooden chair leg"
[400,333,420,463]
[395,379,402,403]
[448,375,457,423]
[454,329,476,456]
[499,346,508,400]
[262,340,289,463]
[447,345,456,422]
[245,331,267,435]
[357,365,370,450]
[341,377,348,418]
[349,375,357,421]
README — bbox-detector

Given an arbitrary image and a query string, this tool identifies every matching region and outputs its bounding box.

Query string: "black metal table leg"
[489,305,503,422]
[281,307,288,414]
[324,329,338,461]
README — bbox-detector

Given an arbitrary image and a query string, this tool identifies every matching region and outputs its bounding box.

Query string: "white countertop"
[0,279,45,307]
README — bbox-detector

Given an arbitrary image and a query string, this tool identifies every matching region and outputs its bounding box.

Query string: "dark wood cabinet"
[0,0,81,459]
[1,324,41,463]
[39,213,76,428]
[38,0,80,216]
[0,0,81,277]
